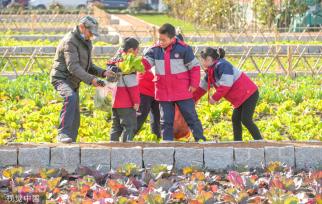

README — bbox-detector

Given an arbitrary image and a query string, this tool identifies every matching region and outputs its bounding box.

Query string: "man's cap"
[79,16,99,37]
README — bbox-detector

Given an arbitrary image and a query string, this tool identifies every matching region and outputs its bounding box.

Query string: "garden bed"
[0,141,321,203]
[0,74,321,144]
[0,160,320,203]
[3,140,322,148]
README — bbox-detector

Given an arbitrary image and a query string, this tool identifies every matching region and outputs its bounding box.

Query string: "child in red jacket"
[193,47,263,141]
[135,33,186,140]
[107,37,143,142]
[142,24,206,142]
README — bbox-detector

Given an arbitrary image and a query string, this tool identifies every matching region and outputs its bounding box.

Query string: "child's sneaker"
[57,134,72,143]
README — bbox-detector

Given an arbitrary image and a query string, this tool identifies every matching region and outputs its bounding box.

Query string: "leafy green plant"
[118,53,144,74]
[117,163,140,177]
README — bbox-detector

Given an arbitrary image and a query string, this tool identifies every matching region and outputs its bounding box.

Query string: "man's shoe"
[57,134,72,143]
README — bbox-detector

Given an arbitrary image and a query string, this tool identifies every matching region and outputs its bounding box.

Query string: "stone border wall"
[0,143,321,172]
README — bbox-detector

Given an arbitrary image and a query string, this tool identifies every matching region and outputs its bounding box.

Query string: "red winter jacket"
[107,51,140,108]
[137,71,154,97]
[193,59,258,108]
[142,39,200,102]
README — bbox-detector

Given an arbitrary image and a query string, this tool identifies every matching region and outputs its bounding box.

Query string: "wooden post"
[152,26,157,44]
[287,45,293,77]
[274,26,279,42]
[31,14,36,33]
[274,26,279,65]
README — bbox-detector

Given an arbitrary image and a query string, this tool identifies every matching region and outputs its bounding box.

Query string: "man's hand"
[103,70,114,78]
[133,103,140,111]
[92,78,105,87]
[189,86,197,93]
[104,70,120,83]
[209,97,217,105]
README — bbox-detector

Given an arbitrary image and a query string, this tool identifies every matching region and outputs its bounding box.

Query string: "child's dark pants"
[110,108,137,142]
[136,94,161,138]
[232,90,262,141]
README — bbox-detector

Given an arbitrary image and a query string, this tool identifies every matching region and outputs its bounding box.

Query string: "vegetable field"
[0,74,321,144]
[0,38,112,47]
[0,9,321,144]
[0,7,321,204]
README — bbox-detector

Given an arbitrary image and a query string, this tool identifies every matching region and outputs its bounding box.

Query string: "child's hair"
[218,48,225,58]
[159,23,176,38]
[200,47,225,60]
[122,37,139,52]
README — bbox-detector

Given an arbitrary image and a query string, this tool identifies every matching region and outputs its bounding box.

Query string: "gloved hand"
[96,79,106,87]
[92,78,103,87]
[106,65,121,82]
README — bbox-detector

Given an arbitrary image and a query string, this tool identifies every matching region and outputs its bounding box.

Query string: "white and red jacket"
[107,51,140,108]
[142,39,200,101]
[193,59,258,108]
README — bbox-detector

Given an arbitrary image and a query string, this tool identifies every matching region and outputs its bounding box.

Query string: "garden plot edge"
[0,141,321,172]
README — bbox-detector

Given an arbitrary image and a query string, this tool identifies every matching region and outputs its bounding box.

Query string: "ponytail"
[218,47,225,58]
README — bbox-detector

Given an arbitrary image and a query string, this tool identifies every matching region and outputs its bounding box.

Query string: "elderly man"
[50,16,109,143]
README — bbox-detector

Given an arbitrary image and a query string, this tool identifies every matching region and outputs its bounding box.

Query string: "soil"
[2,141,321,149]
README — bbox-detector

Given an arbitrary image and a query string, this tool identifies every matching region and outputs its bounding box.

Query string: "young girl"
[193,47,263,141]
[107,37,144,142]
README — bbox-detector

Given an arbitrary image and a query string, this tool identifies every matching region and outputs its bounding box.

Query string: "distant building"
[1,0,29,7]
[237,0,282,24]
[142,0,166,12]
